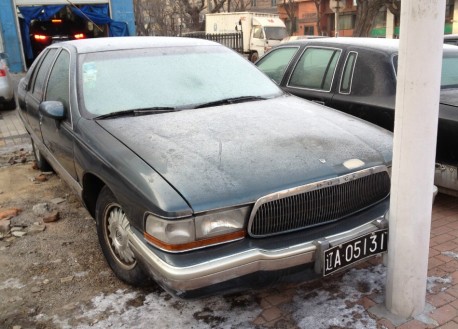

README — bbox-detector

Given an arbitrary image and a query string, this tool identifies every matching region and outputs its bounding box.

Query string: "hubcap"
[105,205,136,269]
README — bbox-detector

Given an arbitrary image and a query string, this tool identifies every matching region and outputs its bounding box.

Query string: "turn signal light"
[0,69,6,77]
[74,33,85,39]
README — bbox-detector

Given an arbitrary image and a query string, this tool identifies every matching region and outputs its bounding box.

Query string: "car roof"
[284,37,400,52]
[57,36,221,54]
[282,36,458,53]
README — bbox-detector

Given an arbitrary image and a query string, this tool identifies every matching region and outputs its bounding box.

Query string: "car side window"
[253,26,264,39]
[46,50,70,123]
[32,48,57,100]
[288,47,341,91]
[256,47,299,84]
[340,51,358,94]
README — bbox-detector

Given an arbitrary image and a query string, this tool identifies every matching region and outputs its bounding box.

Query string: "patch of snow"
[442,251,458,260]
[74,271,89,278]
[52,264,397,329]
[426,276,452,293]
[0,278,25,290]
[292,264,386,329]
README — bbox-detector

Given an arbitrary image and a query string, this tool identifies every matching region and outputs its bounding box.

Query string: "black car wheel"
[31,139,52,171]
[96,186,149,285]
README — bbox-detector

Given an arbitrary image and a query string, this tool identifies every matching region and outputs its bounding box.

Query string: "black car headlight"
[144,207,249,252]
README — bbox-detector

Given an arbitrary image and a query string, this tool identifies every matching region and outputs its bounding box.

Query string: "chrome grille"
[248,167,390,237]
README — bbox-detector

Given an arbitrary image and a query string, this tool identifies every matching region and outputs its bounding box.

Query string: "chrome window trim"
[247,165,389,237]
[286,46,342,93]
[339,51,358,95]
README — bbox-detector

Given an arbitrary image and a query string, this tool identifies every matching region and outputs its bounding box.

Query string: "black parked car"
[18,37,392,297]
[256,37,458,196]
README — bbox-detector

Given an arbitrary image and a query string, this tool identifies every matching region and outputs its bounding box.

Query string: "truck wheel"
[95,186,149,286]
[31,139,52,172]
[250,52,259,62]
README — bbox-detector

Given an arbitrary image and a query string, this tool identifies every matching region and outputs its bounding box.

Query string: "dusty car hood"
[97,96,392,212]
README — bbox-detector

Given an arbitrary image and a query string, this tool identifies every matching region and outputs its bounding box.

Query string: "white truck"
[205,12,288,62]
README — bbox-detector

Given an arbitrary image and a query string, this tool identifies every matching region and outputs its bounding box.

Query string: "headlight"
[144,207,249,252]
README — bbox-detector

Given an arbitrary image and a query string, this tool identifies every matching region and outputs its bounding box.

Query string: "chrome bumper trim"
[128,216,386,293]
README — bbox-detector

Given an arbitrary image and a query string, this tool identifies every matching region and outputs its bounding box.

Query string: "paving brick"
[433,235,457,246]
[427,292,456,307]
[446,286,458,298]
[264,294,291,306]
[437,321,458,329]
[357,296,376,310]
[429,304,458,325]
[431,248,442,257]
[430,257,447,270]
[260,306,282,322]
[440,261,458,274]
[398,319,434,329]
[435,242,458,253]
[377,318,396,329]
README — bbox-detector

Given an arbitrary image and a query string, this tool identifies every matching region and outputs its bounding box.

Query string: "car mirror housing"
[39,101,65,120]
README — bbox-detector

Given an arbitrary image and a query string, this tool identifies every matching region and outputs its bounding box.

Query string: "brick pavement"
[0,109,30,153]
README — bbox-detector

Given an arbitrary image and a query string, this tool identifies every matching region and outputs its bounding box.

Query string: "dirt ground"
[0,148,151,329]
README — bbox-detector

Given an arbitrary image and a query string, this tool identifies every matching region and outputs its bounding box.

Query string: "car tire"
[95,186,149,286]
[31,139,52,172]
[250,52,259,62]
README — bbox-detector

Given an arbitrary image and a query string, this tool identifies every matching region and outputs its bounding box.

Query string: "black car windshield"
[78,45,282,117]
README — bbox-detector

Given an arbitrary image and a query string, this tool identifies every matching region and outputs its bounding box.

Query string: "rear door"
[329,48,397,131]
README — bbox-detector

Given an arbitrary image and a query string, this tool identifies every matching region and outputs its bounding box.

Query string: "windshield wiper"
[94,107,177,119]
[194,96,267,109]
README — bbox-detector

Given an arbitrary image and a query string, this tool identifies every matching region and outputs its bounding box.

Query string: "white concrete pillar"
[385,0,445,318]
[386,9,395,39]
[453,0,458,34]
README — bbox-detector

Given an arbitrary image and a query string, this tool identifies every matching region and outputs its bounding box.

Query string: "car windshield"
[264,27,288,40]
[78,45,282,117]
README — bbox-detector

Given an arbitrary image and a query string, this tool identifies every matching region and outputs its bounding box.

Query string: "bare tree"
[228,0,252,12]
[133,0,184,36]
[180,0,227,31]
[353,0,386,37]
[282,0,298,35]
[313,0,322,36]
[385,0,400,17]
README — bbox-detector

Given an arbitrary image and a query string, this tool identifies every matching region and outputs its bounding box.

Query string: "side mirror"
[39,101,65,120]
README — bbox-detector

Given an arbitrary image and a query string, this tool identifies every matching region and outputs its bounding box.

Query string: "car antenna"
[65,0,103,32]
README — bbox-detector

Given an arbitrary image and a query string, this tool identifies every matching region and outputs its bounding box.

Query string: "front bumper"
[128,199,389,298]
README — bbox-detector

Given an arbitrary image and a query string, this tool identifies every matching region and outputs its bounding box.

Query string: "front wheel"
[250,52,259,62]
[95,186,149,286]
